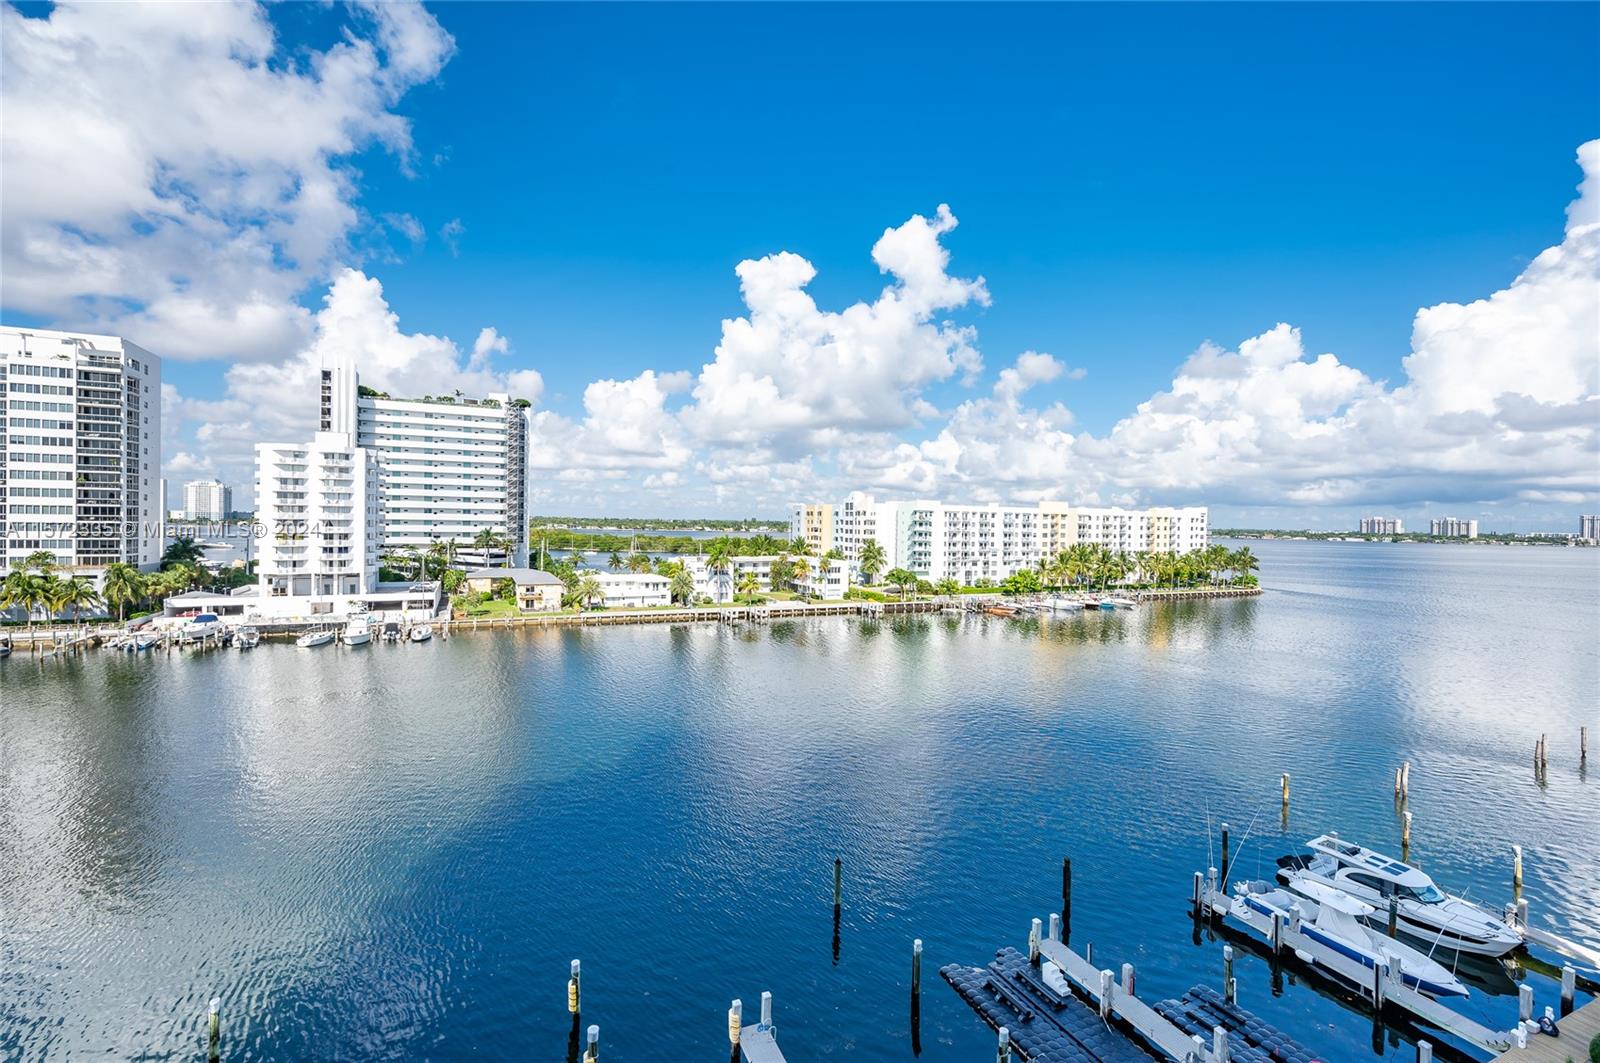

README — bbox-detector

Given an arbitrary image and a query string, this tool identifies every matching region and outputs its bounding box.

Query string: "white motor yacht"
[296,630,334,648]
[341,618,372,647]
[1231,877,1469,999]
[235,627,260,650]
[409,624,433,643]
[179,612,225,643]
[1277,833,1522,957]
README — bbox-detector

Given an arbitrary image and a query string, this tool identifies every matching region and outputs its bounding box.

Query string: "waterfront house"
[594,571,671,608]
[462,567,564,612]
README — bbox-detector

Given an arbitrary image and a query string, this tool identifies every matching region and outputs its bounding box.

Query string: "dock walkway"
[1491,998,1600,1063]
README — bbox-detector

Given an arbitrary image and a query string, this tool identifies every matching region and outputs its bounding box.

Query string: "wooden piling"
[1280,772,1290,808]
[1582,726,1588,763]
[1029,918,1041,965]
[1048,912,1061,943]
[585,1024,598,1062]
[1401,761,1410,797]
[1401,810,1412,860]
[912,939,923,1002]
[1222,945,1235,1003]
[1512,845,1523,897]
[1561,964,1576,1015]
[1373,960,1389,1010]
[1220,823,1230,883]
[1061,857,1072,934]
[761,991,772,1029]
[568,959,581,1015]
[833,857,842,913]
[1387,896,1398,938]
[207,997,221,1063]
[1518,983,1533,1022]
[1270,911,1283,954]
[1099,969,1113,1018]
[1191,872,1204,917]
[728,999,742,1046]
[1214,1025,1231,1063]
[1516,897,1528,930]
[997,1026,1012,1063]
[1395,766,1403,799]
[1121,962,1136,997]
[1417,1040,1433,1063]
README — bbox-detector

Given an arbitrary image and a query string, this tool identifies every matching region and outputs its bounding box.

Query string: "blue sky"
[3,1,1598,527]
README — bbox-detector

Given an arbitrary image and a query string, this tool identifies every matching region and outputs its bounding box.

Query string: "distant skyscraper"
[1359,516,1404,535]
[0,325,162,572]
[1430,517,1479,539]
[1580,515,1600,541]
[183,479,232,521]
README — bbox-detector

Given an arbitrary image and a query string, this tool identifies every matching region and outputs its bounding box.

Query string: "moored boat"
[0,634,11,658]
[341,618,372,646]
[409,623,433,643]
[1108,597,1137,608]
[382,620,403,642]
[1277,833,1522,957]
[235,627,260,650]
[179,612,225,643]
[296,630,334,648]
[1229,877,1469,999]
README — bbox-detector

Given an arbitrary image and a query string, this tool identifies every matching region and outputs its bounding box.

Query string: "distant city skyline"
[2,2,1596,527]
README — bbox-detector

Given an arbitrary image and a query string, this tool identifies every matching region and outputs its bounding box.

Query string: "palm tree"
[627,552,653,574]
[790,555,811,598]
[56,576,102,620]
[472,527,500,566]
[608,551,625,570]
[736,572,760,604]
[1,568,48,635]
[669,567,694,605]
[102,562,146,622]
[161,536,205,567]
[789,537,813,557]
[767,555,793,592]
[857,540,887,585]
[571,571,603,610]
[1231,546,1259,584]
[884,567,917,599]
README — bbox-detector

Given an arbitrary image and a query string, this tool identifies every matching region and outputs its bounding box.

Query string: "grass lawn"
[458,597,521,619]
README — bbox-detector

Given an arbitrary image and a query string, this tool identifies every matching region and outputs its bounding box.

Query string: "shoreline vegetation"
[530,515,788,534]
[1216,528,1592,546]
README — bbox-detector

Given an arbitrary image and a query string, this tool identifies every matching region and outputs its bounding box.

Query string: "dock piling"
[1049,912,1061,943]
[1214,1025,1231,1063]
[207,997,221,1063]
[569,959,581,1015]
[1387,896,1398,938]
[1518,983,1533,1022]
[1099,969,1114,1018]
[1512,845,1523,897]
[1280,772,1290,806]
[1121,962,1136,997]
[761,991,772,1030]
[1270,911,1283,954]
[1401,810,1412,860]
[1373,960,1388,1010]
[1220,823,1230,883]
[1029,918,1042,965]
[585,1024,598,1062]
[1582,726,1588,763]
[912,938,923,1002]
[1402,760,1411,797]
[1061,858,1072,939]
[1192,872,1204,918]
[1417,1040,1432,1063]
[833,857,842,913]
[1222,945,1235,1003]
[997,1026,1012,1063]
[1560,964,1576,1015]
[1516,897,1528,930]
[729,999,742,1046]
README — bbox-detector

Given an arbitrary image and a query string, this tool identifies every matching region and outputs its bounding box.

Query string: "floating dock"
[1490,998,1600,1063]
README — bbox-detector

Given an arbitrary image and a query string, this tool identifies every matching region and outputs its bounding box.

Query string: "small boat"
[1278,833,1522,957]
[235,627,260,650]
[1229,878,1469,999]
[1108,597,1137,609]
[1082,598,1102,610]
[1098,599,1116,610]
[180,612,225,643]
[0,635,11,658]
[296,630,334,648]
[984,605,1017,618]
[341,618,372,646]
[409,624,433,643]
[382,620,403,642]
[131,632,160,652]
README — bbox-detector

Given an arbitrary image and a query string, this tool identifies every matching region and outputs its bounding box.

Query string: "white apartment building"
[183,479,233,521]
[1,326,162,574]
[321,361,531,568]
[594,571,671,608]
[254,431,382,605]
[1430,517,1479,539]
[682,554,852,602]
[1359,516,1404,535]
[1580,515,1600,542]
[792,494,1209,586]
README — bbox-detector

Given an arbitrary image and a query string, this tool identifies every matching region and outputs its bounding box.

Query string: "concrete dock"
[1490,998,1600,1063]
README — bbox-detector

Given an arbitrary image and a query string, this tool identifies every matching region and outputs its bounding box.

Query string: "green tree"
[670,567,695,605]
[20,550,57,573]
[1,569,48,634]
[790,554,811,598]
[857,540,887,584]
[935,577,961,597]
[570,571,603,610]
[789,536,813,557]
[884,567,917,599]
[1230,546,1259,585]
[608,551,625,570]
[1001,569,1043,595]
[626,552,654,574]
[161,536,205,567]
[102,562,146,622]
[54,576,102,620]
[737,571,760,604]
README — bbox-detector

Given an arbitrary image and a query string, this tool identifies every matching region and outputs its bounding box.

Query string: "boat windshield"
[1397,883,1446,904]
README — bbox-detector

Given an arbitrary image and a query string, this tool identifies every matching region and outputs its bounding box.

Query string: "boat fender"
[1293,949,1314,964]
[1536,1011,1559,1037]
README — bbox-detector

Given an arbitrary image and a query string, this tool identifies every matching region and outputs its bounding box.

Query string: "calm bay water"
[2,540,1596,1061]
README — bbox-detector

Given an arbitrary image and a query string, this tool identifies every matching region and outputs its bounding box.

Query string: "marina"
[1,540,1595,1060]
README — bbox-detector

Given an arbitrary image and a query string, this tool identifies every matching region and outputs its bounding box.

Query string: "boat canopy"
[1306,833,1434,888]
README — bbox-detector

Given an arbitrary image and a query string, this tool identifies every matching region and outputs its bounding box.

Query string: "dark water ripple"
[1,540,1596,1061]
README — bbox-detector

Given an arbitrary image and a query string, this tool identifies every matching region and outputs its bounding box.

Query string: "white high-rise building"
[1430,516,1479,539]
[1,326,162,573]
[1359,516,1404,535]
[320,362,531,567]
[793,493,1208,585]
[183,479,233,521]
[254,431,381,603]
[1580,515,1600,542]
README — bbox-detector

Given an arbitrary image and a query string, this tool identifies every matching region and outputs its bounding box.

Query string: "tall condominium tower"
[0,326,162,573]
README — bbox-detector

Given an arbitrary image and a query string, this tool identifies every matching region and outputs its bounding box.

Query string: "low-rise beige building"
[462,567,565,611]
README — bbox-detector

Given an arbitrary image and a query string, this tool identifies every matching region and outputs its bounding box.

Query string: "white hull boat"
[341,619,372,647]
[236,627,260,650]
[1229,878,1469,999]
[1278,834,1522,957]
[409,624,433,643]
[296,630,334,648]
[179,613,225,643]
